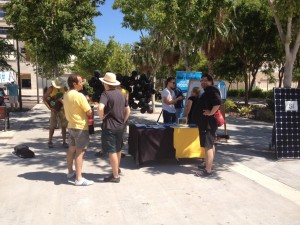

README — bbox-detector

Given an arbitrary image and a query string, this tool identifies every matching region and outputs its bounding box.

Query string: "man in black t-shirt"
[98,72,131,183]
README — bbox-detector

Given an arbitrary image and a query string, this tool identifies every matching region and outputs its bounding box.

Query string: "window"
[0,10,6,18]
[21,79,31,88]
[0,27,8,35]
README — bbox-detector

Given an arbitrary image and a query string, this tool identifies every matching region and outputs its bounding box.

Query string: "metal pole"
[16,38,22,110]
[35,40,40,103]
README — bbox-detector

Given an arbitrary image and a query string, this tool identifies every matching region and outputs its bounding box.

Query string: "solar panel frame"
[274,88,300,159]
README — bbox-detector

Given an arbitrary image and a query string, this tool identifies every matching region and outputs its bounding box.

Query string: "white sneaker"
[67,171,76,179]
[75,178,94,186]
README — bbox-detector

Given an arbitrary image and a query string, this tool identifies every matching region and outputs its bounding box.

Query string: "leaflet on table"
[135,124,147,127]
[134,123,197,128]
[134,124,165,129]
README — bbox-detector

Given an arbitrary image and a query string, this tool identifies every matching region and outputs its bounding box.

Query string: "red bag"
[214,110,225,127]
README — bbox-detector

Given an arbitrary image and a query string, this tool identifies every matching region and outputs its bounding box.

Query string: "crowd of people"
[1,71,221,183]
[162,75,222,177]
[43,72,130,186]
[39,71,221,186]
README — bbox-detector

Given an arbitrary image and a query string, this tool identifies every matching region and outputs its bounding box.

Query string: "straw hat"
[99,72,120,86]
[52,77,66,89]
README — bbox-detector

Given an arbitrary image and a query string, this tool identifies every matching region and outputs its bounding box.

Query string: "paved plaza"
[0,102,299,225]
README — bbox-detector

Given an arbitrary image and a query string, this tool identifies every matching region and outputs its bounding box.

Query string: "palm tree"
[201,7,236,76]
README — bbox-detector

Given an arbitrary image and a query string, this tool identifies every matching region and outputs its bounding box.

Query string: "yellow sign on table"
[173,127,206,159]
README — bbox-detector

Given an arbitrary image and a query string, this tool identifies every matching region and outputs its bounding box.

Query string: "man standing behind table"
[4,81,18,111]
[161,77,184,123]
[98,72,130,183]
[64,75,94,186]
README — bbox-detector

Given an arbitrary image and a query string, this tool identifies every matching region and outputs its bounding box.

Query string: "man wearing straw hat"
[43,77,68,148]
[98,72,130,183]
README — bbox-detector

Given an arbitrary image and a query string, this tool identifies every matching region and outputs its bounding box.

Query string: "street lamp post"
[35,39,40,103]
[16,38,22,110]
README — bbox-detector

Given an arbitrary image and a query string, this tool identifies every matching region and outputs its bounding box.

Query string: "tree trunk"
[227,81,232,91]
[207,60,214,76]
[244,72,249,106]
[249,71,258,95]
[278,66,284,88]
[168,64,174,76]
[152,72,157,113]
[283,53,294,88]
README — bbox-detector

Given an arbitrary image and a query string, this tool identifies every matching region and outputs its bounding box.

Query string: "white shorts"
[9,96,18,104]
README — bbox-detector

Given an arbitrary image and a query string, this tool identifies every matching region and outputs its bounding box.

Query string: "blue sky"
[93,0,141,45]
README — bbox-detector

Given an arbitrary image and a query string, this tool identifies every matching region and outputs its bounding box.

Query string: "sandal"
[195,169,213,177]
[198,164,214,170]
[103,174,120,183]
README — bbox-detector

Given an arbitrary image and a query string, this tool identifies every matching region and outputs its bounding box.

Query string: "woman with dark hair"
[190,74,221,177]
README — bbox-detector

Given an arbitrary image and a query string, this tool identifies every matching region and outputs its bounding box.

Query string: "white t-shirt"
[161,88,176,113]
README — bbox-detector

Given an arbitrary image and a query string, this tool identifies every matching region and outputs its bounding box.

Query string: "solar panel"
[274,88,300,158]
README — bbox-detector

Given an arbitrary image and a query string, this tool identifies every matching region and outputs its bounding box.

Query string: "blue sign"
[175,71,202,94]
[215,81,227,100]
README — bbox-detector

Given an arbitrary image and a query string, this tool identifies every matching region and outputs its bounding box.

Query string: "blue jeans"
[163,110,176,124]
[175,108,183,119]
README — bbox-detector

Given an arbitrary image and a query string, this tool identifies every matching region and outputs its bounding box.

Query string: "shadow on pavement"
[1,105,279,180]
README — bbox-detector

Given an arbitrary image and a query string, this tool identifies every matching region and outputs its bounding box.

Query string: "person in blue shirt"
[4,81,18,110]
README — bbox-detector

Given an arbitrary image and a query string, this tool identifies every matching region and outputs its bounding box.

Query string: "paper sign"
[0,71,15,83]
[285,101,298,112]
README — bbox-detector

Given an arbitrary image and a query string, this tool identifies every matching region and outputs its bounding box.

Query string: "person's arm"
[183,99,193,117]
[43,86,54,111]
[97,103,105,120]
[163,91,184,106]
[124,106,130,123]
[86,109,92,117]
[203,105,220,116]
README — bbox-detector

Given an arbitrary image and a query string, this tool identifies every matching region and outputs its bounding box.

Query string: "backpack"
[13,144,35,158]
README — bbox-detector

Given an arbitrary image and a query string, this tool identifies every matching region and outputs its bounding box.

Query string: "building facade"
[0,0,45,96]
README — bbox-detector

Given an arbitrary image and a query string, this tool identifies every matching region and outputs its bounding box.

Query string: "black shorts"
[102,129,124,153]
[200,129,216,149]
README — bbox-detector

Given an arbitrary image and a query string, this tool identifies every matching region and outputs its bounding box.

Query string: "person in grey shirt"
[98,72,130,183]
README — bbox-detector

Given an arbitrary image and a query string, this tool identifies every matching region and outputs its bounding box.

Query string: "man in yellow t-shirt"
[64,75,93,186]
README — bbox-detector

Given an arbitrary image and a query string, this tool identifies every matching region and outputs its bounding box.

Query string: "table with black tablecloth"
[128,124,205,165]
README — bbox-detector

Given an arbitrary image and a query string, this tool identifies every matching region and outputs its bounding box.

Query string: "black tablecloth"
[128,125,176,165]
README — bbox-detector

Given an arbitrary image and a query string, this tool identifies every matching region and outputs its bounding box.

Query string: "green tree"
[199,0,236,75]
[114,0,236,74]
[268,0,300,87]
[104,38,134,75]
[0,39,15,70]
[131,33,169,112]
[5,0,104,77]
[214,50,244,90]
[72,38,108,78]
[292,52,300,88]
[229,0,278,105]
